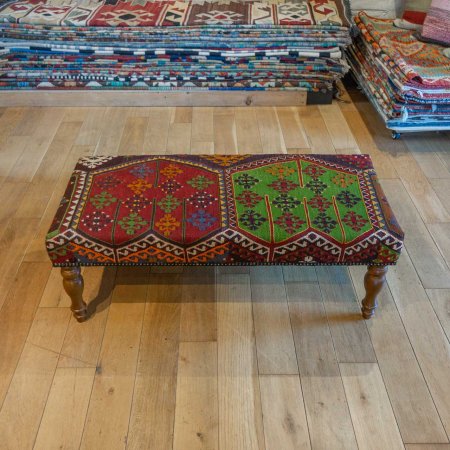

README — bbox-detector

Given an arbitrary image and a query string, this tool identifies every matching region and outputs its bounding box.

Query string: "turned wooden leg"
[61,267,89,322]
[361,265,388,320]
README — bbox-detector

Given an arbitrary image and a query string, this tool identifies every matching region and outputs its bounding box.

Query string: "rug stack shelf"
[346,12,450,137]
[0,0,352,102]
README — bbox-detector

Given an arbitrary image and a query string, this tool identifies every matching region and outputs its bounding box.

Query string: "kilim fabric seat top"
[46,154,404,267]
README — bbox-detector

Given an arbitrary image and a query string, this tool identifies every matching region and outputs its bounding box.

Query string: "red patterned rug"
[0,0,349,27]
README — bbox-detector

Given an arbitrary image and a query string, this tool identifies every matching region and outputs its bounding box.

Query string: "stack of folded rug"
[347,12,450,134]
[0,0,351,94]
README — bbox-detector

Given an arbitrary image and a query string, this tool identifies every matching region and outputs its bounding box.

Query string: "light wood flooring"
[0,85,449,450]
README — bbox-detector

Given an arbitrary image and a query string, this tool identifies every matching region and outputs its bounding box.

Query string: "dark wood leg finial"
[61,267,89,322]
[361,265,388,320]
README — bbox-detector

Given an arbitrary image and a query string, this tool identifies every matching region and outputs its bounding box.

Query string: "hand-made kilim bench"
[46,154,404,322]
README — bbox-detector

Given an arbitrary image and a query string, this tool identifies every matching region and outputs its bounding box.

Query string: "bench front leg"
[61,267,89,322]
[361,265,387,319]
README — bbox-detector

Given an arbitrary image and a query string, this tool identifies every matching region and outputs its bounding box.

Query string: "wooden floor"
[0,85,449,450]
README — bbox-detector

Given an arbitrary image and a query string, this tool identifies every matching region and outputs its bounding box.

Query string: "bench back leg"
[361,265,388,319]
[61,267,89,322]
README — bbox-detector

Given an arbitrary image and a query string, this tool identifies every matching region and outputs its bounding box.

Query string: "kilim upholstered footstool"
[46,154,404,322]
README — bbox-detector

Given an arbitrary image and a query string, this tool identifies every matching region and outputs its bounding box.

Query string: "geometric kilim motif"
[0,0,350,27]
[46,154,404,267]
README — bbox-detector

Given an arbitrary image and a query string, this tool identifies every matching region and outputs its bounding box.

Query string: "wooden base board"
[0,89,332,107]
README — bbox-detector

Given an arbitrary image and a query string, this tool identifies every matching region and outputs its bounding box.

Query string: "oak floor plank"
[51,142,96,194]
[62,107,89,123]
[34,367,96,450]
[128,106,152,118]
[57,355,95,369]
[426,289,450,343]
[27,307,71,354]
[29,119,82,185]
[387,250,450,436]
[12,107,45,136]
[340,109,398,179]
[59,267,116,368]
[39,267,72,308]
[173,106,193,124]
[9,108,64,183]
[250,267,298,375]
[179,267,217,342]
[0,262,50,408]
[404,133,450,179]
[0,181,28,228]
[217,273,265,450]
[118,116,149,155]
[144,107,171,154]
[283,267,358,450]
[127,273,181,450]
[79,269,147,450]
[79,301,145,450]
[192,107,214,143]
[173,341,218,450]
[0,343,59,450]
[349,265,448,444]
[235,107,263,153]
[390,151,450,224]
[0,107,25,142]
[256,106,286,153]
[14,120,82,219]
[427,223,450,269]
[0,135,28,183]
[167,122,192,154]
[430,178,450,216]
[74,107,107,147]
[0,218,40,309]
[319,103,358,152]
[96,107,129,156]
[276,106,309,150]
[438,144,450,173]
[23,144,96,263]
[347,88,395,144]
[382,179,450,288]
[340,362,405,450]
[191,140,214,154]
[213,111,237,154]
[297,106,335,153]
[259,375,311,450]
[406,445,450,450]
[316,266,376,363]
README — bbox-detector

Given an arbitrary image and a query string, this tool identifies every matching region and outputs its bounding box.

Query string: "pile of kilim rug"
[0,0,351,93]
[347,12,450,135]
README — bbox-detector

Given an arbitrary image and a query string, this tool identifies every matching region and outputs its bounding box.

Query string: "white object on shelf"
[348,0,398,18]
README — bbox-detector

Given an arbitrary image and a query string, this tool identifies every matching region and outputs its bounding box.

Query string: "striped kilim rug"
[0,0,351,91]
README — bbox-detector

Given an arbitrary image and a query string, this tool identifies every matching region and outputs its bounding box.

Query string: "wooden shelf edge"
[0,89,333,107]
